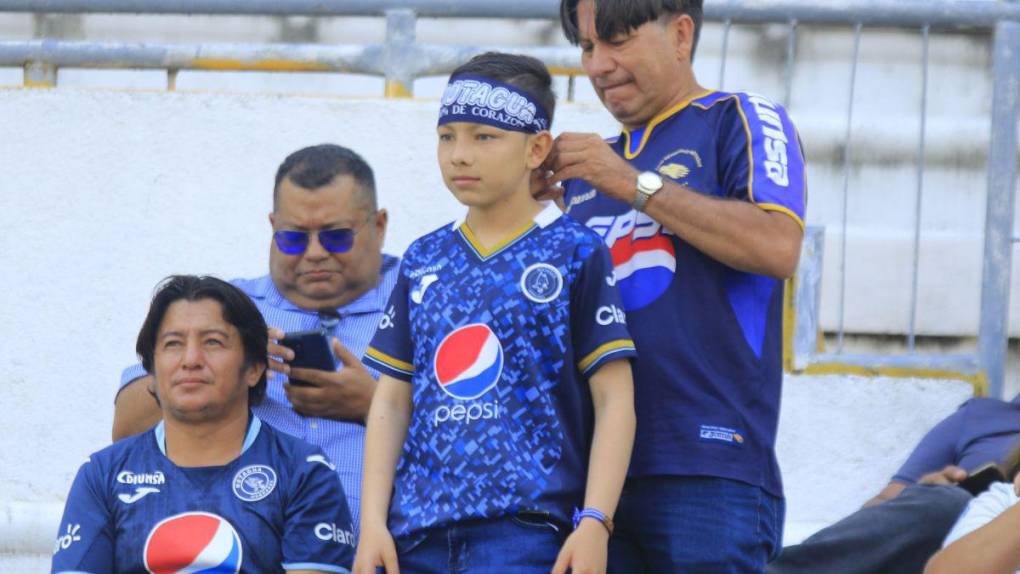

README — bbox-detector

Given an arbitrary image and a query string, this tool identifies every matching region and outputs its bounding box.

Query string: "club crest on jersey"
[433,323,504,400]
[144,511,242,574]
[520,263,563,304]
[232,465,277,502]
[587,211,676,311]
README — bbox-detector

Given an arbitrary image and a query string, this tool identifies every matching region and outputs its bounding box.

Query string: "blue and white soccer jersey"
[364,202,636,537]
[51,416,355,574]
[563,90,806,498]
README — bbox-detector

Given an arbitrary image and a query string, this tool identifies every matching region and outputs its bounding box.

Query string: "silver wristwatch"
[632,171,664,212]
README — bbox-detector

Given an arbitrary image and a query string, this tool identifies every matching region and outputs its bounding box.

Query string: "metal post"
[718,19,731,89]
[384,8,416,98]
[907,25,930,352]
[836,23,862,353]
[978,8,1020,398]
[783,19,797,108]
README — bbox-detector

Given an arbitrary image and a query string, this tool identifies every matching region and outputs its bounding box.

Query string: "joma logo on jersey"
[747,94,790,187]
[117,471,166,485]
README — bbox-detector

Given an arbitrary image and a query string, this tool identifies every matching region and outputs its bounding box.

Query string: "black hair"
[560,0,704,62]
[273,144,377,211]
[450,52,556,127]
[136,275,269,406]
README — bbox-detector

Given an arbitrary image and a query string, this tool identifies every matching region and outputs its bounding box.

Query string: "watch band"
[632,171,663,212]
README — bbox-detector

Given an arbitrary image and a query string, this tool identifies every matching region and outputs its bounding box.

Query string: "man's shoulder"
[82,431,155,477]
[228,274,273,298]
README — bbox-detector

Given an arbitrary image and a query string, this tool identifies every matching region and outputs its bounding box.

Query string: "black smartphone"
[958,462,1005,496]
[279,330,336,386]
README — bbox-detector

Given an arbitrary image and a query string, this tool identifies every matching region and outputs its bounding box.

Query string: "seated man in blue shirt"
[53,275,354,574]
[112,144,399,527]
[769,394,1020,574]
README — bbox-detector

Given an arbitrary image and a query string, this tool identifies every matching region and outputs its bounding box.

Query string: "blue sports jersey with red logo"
[51,416,355,574]
[562,90,806,498]
[364,202,636,537]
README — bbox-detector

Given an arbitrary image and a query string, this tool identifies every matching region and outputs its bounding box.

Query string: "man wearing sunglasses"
[112,144,397,528]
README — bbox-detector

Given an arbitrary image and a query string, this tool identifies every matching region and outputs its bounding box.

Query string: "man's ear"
[374,208,389,245]
[268,212,277,227]
[526,131,554,170]
[670,13,696,64]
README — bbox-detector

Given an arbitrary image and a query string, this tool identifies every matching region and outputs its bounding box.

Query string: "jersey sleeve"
[281,449,355,574]
[891,403,969,484]
[362,259,414,382]
[720,93,806,229]
[51,459,115,574]
[571,241,637,377]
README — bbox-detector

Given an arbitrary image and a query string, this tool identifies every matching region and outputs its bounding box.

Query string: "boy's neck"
[464,189,544,249]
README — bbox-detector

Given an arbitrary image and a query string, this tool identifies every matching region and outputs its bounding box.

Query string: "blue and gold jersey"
[51,416,355,574]
[563,90,807,498]
[364,202,636,537]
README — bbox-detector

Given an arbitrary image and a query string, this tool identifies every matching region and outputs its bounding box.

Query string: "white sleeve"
[943,482,1018,548]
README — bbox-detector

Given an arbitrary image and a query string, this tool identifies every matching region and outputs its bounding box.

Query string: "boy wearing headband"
[354,53,637,574]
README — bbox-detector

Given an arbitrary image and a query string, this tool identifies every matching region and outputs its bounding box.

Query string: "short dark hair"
[450,52,556,127]
[136,275,269,406]
[273,144,377,211]
[560,0,704,62]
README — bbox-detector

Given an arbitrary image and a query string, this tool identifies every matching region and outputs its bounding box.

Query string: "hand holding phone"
[957,462,1005,496]
[279,330,337,386]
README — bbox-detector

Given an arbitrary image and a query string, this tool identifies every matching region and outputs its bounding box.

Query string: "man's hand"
[268,327,295,376]
[919,465,968,486]
[283,337,377,423]
[531,167,564,203]
[551,519,609,574]
[547,132,639,203]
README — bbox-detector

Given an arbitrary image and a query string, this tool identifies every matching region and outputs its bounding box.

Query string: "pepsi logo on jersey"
[587,211,676,311]
[432,323,504,426]
[144,511,242,574]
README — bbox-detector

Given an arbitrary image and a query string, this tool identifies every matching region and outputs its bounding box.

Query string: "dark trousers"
[609,476,784,574]
[767,484,972,574]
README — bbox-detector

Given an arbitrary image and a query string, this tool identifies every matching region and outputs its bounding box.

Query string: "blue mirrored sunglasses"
[273,214,375,255]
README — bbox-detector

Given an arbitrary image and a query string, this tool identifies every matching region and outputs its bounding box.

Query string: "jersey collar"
[154,413,262,458]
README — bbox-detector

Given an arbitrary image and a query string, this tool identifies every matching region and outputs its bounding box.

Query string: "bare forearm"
[584,361,635,518]
[643,182,803,278]
[360,376,412,529]
[926,504,1020,574]
[112,376,163,441]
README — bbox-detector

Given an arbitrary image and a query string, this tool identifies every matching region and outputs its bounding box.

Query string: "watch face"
[638,172,663,191]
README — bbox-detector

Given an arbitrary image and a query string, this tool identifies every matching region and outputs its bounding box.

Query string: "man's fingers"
[944,465,967,483]
[268,357,290,375]
[549,164,585,186]
[288,367,331,386]
[267,326,286,341]
[268,341,294,362]
[331,337,361,368]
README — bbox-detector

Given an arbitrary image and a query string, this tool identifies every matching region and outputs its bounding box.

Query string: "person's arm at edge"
[925,483,1020,574]
[552,359,635,574]
[112,375,162,441]
[352,374,412,574]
